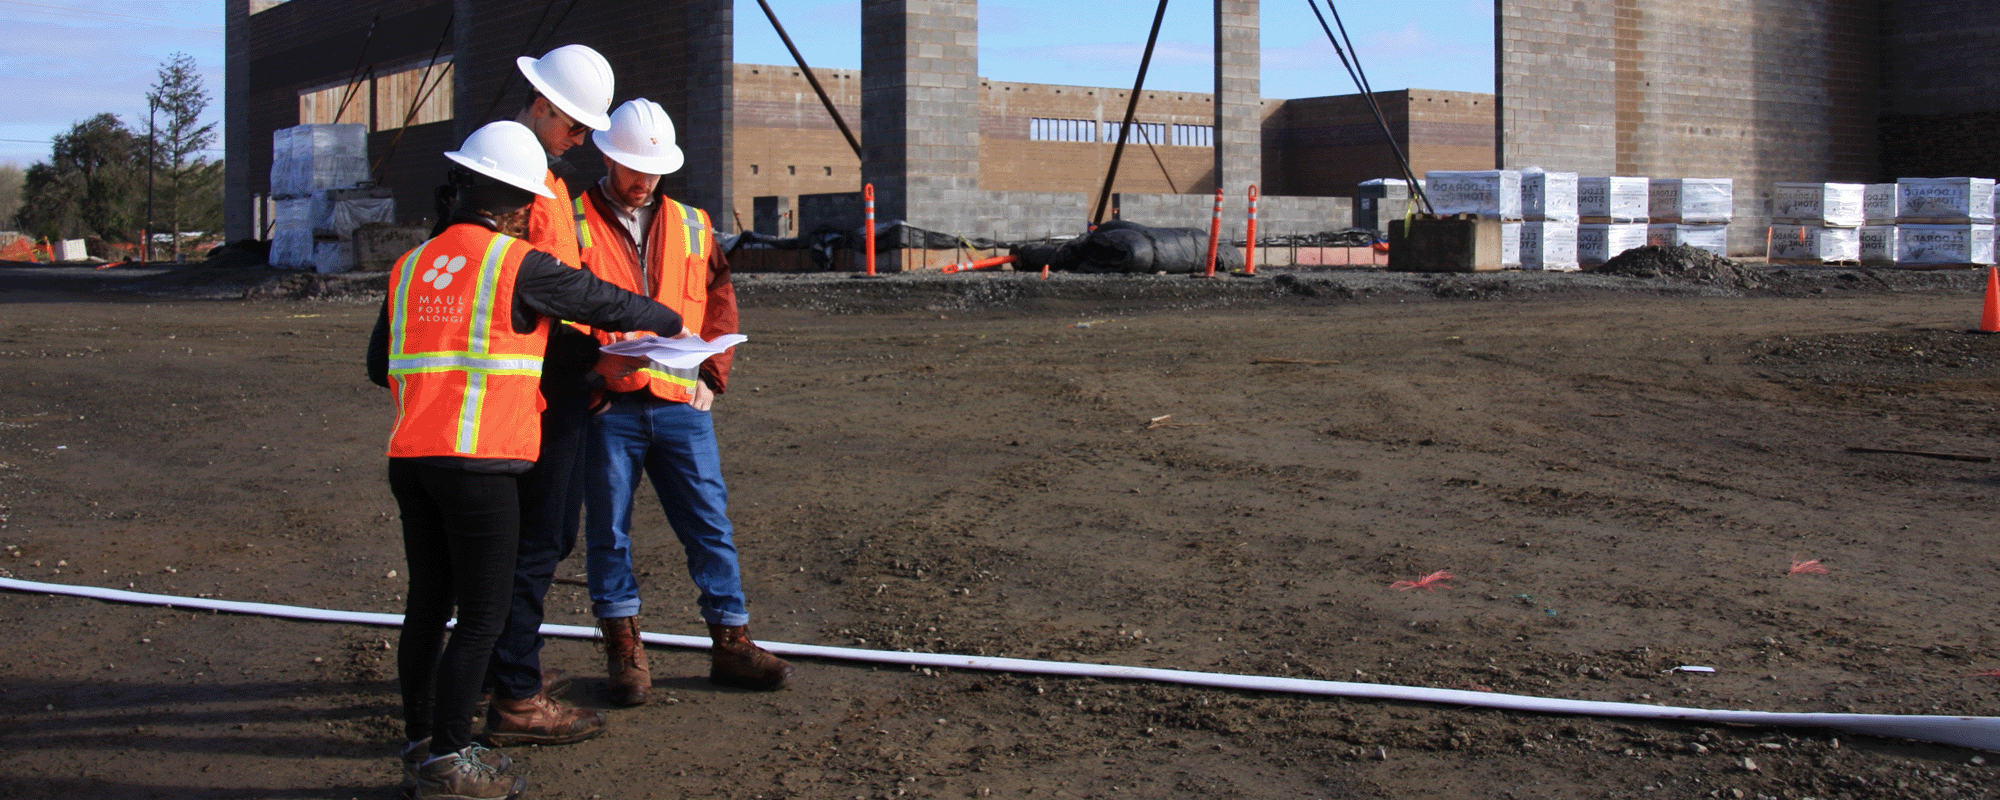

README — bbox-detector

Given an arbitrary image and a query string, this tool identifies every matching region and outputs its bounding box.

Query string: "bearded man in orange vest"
[367,120,686,799]
[572,99,793,706]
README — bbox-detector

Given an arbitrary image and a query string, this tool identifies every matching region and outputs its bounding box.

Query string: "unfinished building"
[226,0,1995,262]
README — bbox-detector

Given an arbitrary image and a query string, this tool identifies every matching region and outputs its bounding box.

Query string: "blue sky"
[0,1,1493,167]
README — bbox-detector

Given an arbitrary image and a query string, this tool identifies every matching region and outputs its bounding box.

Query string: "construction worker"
[574,99,793,705]
[367,120,687,800]
[481,43,621,747]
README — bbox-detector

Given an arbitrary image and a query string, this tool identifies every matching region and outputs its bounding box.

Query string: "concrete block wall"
[1214,0,1261,201]
[1879,0,2000,180]
[1264,90,1495,197]
[860,0,983,237]
[1499,0,1881,255]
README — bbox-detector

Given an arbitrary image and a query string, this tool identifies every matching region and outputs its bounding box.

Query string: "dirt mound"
[1590,244,1763,289]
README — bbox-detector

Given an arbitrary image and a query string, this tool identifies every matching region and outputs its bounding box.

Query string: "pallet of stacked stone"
[1859,225,1899,266]
[1895,224,1995,267]
[310,186,395,273]
[269,194,330,269]
[1894,177,1995,224]
[1649,178,1733,223]
[1767,224,1860,264]
[1424,170,1521,220]
[1862,184,1900,225]
[1500,221,1522,268]
[1520,168,1578,222]
[1520,221,1579,271]
[1578,177,1648,223]
[1647,222,1727,256]
[1577,222,1647,266]
[1772,183,1865,227]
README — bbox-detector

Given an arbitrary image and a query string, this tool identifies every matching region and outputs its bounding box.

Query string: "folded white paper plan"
[600,333,747,369]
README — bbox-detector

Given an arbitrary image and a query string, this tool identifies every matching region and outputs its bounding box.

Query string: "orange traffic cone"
[1982,266,2000,334]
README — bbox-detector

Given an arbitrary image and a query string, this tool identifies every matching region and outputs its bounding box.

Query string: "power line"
[0,0,222,31]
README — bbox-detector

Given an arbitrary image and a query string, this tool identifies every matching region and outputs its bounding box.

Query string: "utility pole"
[145,98,156,264]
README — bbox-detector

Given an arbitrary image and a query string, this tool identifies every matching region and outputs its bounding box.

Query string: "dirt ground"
[2,259,1998,799]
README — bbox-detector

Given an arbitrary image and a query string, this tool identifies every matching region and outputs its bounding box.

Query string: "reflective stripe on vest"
[575,189,715,403]
[385,226,547,459]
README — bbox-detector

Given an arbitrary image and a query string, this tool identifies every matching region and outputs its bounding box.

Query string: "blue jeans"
[585,393,748,626]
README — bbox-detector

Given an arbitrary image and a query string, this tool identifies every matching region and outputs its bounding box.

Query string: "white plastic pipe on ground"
[6,576,1997,751]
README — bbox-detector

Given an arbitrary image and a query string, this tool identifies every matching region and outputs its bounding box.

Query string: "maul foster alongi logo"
[411,255,470,322]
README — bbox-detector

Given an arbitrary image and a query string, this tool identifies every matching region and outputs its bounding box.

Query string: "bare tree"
[146,52,217,261]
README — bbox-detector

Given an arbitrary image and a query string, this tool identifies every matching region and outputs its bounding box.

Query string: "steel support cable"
[755,0,862,161]
[5,576,2000,752]
[1092,0,1172,225]
[1304,0,1434,216]
[369,6,459,179]
[331,12,382,125]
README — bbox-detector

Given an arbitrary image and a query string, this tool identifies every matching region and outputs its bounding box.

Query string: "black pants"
[486,373,592,700]
[391,459,520,756]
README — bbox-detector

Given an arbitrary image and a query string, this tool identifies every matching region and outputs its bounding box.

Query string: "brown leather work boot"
[597,616,650,706]
[708,623,794,690]
[478,667,572,710]
[483,691,607,747]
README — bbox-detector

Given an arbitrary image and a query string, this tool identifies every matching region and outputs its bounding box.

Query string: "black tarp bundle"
[1011,221,1243,274]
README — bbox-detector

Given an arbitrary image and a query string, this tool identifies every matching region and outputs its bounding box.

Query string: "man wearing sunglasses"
[481,43,623,750]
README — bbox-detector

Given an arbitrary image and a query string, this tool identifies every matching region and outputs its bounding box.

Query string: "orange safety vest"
[527,169,581,268]
[574,189,713,403]
[384,223,551,461]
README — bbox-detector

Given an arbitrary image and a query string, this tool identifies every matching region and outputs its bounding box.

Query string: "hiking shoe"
[598,616,651,706]
[400,740,511,799]
[484,691,607,747]
[413,744,524,800]
[708,624,794,691]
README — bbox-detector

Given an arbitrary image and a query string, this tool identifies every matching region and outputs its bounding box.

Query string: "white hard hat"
[516,44,615,131]
[443,121,556,199]
[593,99,684,176]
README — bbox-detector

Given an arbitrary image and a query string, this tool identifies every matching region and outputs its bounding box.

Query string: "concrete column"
[684,0,733,229]
[860,0,980,243]
[1213,0,1261,202]
[223,0,251,241]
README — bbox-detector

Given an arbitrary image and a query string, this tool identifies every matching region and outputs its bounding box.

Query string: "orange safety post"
[1203,187,1223,277]
[1980,266,2000,334]
[1243,184,1259,276]
[940,254,1019,274]
[863,183,877,276]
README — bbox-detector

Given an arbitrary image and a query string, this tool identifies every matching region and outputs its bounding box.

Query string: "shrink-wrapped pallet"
[1578,177,1648,222]
[1500,222,1521,268]
[1858,226,1899,266]
[1895,178,1996,224]
[1577,223,1647,265]
[1863,184,1900,224]
[1424,170,1521,220]
[1647,224,1729,256]
[1767,224,1859,263]
[1520,222,1579,271]
[1773,182,1865,227]
[1896,224,1996,265]
[1649,178,1733,223]
[1519,168,1578,222]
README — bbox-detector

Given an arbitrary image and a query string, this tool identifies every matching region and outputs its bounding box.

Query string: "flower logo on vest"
[422,255,467,290]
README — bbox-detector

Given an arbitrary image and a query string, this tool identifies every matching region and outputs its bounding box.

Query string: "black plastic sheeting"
[1011,221,1243,274]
